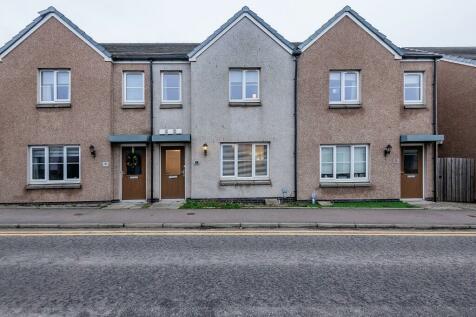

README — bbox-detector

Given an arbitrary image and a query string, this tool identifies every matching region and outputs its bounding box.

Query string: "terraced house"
[0,5,450,204]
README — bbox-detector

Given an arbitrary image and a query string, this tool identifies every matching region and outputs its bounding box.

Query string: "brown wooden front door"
[161,147,185,199]
[122,147,146,200]
[401,146,423,198]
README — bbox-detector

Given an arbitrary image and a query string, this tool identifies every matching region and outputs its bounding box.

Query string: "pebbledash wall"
[189,16,295,199]
[297,15,436,201]
[0,17,114,203]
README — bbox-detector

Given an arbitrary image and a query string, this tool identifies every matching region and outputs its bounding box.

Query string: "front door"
[401,146,423,198]
[161,147,185,199]
[122,147,146,200]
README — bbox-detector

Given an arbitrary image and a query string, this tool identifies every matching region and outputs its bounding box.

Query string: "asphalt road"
[0,231,475,316]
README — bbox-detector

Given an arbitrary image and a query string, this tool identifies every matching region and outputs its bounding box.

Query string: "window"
[39,70,70,103]
[329,71,360,104]
[161,72,182,103]
[404,72,423,104]
[229,69,260,102]
[320,145,368,182]
[29,146,80,183]
[403,149,419,174]
[123,72,144,104]
[221,143,269,179]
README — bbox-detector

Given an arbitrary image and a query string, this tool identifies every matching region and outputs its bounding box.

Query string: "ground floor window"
[221,143,269,179]
[29,145,80,183]
[320,145,368,182]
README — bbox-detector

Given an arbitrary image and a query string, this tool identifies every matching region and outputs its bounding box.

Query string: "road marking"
[0,230,475,237]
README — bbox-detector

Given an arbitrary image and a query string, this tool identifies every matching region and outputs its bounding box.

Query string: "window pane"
[255,145,267,176]
[67,164,79,179]
[354,147,367,177]
[336,146,351,179]
[403,150,418,174]
[230,70,243,100]
[66,147,80,163]
[164,87,180,101]
[405,74,421,87]
[126,88,143,101]
[57,85,69,100]
[329,72,341,102]
[49,147,64,164]
[49,146,64,181]
[163,73,181,101]
[163,73,180,88]
[245,71,259,99]
[126,151,142,175]
[222,145,235,176]
[238,144,252,177]
[41,71,54,102]
[126,73,143,87]
[41,86,54,102]
[405,87,421,102]
[41,71,54,85]
[344,73,358,101]
[321,147,334,178]
[32,148,46,180]
[57,71,69,85]
[345,86,358,101]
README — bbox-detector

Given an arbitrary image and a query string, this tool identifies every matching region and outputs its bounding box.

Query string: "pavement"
[0,230,475,316]
[1,205,476,229]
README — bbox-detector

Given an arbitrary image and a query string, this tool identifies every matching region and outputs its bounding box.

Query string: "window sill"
[229,101,262,107]
[36,103,71,108]
[122,104,145,109]
[26,183,81,190]
[404,104,427,109]
[329,103,362,109]
[160,103,183,109]
[320,182,371,188]
[220,179,271,186]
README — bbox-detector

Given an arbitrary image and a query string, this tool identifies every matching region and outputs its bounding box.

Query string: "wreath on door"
[126,152,140,168]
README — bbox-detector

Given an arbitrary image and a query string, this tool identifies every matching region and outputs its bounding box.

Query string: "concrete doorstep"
[1,223,476,230]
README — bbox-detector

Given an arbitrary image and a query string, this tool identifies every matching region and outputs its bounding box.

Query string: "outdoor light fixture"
[384,144,392,157]
[202,143,208,156]
[89,145,96,158]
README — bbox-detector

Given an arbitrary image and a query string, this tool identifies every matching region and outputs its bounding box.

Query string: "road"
[0,230,475,316]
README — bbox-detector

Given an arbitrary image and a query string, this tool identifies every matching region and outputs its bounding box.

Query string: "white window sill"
[26,183,81,190]
[320,182,371,188]
[220,179,271,186]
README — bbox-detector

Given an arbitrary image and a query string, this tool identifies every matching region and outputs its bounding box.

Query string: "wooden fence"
[437,158,475,202]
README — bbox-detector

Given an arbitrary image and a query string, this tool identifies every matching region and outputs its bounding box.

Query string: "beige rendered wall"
[297,16,435,201]
[0,18,113,203]
[437,61,476,159]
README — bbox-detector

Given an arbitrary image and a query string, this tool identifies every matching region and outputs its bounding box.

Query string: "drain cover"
[187,212,195,216]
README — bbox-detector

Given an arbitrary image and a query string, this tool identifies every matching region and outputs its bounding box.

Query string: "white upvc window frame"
[161,71,182,104]
[220,143,269,180]
[319,144,369,183]
[329,71,360,105]
[123,72,145,105]
[38,69,71,104]
[229,69,260,102]
[29,145,81,184]
[404,72,424,105]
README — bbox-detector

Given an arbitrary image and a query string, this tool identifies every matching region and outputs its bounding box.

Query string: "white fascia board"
[300,12,402,60]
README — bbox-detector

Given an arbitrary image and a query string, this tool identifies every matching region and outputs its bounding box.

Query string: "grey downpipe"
[149,60,154,203]
[293,50,301,200]
[432,58,438,202]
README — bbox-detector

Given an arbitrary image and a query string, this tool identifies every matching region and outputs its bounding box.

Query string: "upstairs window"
[221,143,269,179]
[329,71,360,104]
[320,145,368,182]
[123,72,144,104]
[404,72,424,104]
[161,72,182,103]
[229,69,260,102]
[39,70,70,103]
[29,145,80,184]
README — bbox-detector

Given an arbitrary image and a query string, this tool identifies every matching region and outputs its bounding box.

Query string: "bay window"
[320,145,368,182]
[221,143,268,179]
[29,146,80,183]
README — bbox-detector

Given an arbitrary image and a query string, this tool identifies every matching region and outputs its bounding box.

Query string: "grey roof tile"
[101,43,199,60]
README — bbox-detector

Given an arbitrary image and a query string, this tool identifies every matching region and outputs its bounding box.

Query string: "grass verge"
[180,199,242,209]
[329,201,416,208]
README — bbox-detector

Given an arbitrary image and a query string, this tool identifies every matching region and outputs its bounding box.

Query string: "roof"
[101,43,199,61]
[188,6,297,60]
[408,47,476,67]
[0,6,111,61]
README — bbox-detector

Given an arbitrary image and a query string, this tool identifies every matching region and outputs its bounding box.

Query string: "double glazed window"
[320,145,368,182]
[329,71,360,104]
[229,69,260,102]
[123,72,144,104]
[39,70,70,103]
[404,72,424,104]
[161,72,182,103]
[30,146,80,183]
[221,143,268,179]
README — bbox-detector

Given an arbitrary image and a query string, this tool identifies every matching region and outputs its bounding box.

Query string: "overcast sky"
[1,0,475,47]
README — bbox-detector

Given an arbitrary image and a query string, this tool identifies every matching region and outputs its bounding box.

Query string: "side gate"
[437,158,475,202]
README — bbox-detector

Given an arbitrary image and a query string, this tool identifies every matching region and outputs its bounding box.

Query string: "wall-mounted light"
[384,144,392,157]
[202,143,208,156]
[89,145,96,158]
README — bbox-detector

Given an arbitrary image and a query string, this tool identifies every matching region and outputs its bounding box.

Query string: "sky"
[0,0,475,48]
